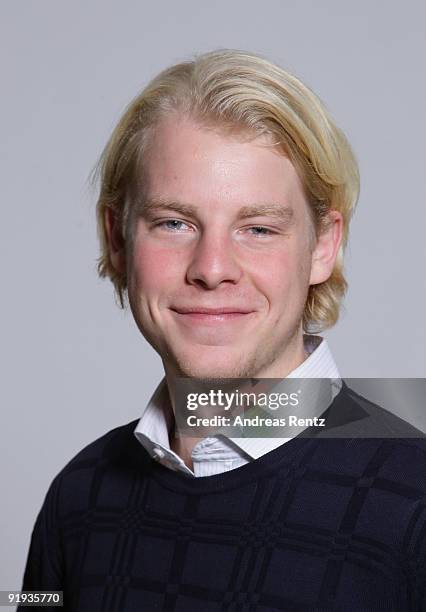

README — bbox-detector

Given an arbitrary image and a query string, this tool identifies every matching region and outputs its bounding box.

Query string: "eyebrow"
[138,198,295,224]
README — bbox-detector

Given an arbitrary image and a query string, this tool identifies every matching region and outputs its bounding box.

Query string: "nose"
[185,228,243,290]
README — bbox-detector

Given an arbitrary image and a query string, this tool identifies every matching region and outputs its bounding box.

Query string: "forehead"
[140,117,308,213]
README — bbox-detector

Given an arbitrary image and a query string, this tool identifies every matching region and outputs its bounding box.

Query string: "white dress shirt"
[134,335,341,477]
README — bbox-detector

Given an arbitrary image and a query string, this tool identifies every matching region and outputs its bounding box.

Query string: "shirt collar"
[133,334,341,461]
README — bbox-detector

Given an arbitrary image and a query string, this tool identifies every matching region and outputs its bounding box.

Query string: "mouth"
[170,306,255,324]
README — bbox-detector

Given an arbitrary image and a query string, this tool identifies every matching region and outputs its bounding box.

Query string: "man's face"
[122,117,334,378]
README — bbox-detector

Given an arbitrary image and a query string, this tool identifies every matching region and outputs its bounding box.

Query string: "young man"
[20,50,425,610]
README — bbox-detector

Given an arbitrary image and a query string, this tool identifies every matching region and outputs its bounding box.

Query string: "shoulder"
[42,418,153,516]
[323,380,426,439]
[22,419,153,589]
[310,381,426,488]
[60,418,143,469]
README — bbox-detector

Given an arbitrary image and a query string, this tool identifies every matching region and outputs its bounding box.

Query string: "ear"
[104,207,126,274]
[309,210,343,285]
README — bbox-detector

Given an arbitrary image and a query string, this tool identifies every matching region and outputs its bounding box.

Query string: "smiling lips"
[171,306,255,323]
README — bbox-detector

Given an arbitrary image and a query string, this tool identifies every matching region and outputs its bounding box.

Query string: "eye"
[247,226,275,237]
[157,219,192,232]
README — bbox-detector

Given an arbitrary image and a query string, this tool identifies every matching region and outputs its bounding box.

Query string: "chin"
[170,347,256,379]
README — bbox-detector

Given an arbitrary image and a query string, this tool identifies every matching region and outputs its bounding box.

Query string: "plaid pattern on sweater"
[20,385,426,611]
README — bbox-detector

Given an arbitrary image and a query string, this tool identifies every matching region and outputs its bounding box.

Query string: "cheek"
[249,248,307,301]
[129,241,184,295]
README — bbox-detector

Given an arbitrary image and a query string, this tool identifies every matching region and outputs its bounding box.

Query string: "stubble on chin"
[165,334,296,380]
[172,358,259,379]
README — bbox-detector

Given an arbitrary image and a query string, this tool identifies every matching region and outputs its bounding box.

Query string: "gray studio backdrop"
[1,0,425,597]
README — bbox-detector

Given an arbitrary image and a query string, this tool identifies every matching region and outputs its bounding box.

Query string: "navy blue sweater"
[20,384,426,611]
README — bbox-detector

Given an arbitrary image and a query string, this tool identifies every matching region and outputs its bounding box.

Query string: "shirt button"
[152,447,165,460]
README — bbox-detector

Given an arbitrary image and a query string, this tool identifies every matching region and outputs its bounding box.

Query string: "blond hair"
[93,49,360,332]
